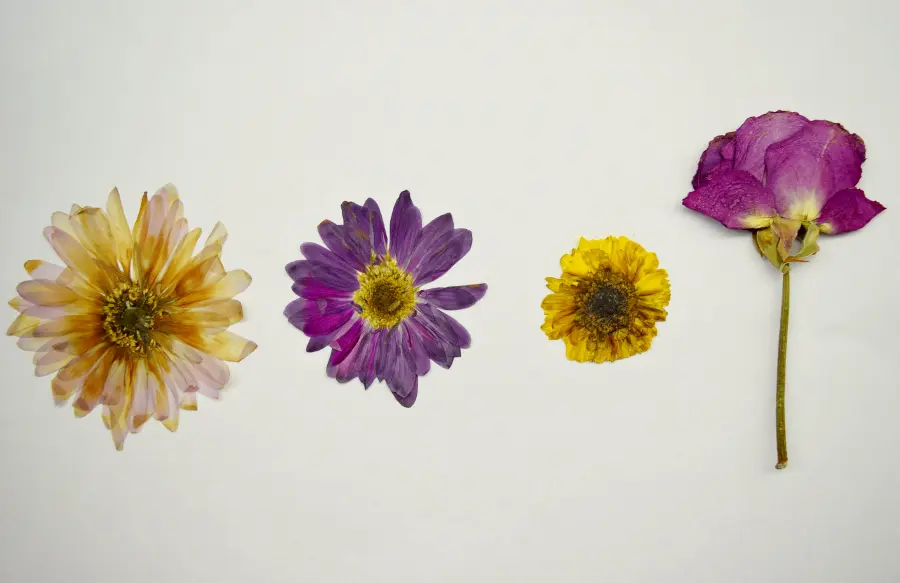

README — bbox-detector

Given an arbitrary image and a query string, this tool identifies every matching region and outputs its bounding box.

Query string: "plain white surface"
[1,1,899,581]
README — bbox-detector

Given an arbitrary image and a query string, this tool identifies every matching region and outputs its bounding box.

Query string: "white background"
[1,1,898,581]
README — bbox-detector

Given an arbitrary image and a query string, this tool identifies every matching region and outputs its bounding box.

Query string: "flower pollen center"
[354,257,417,329]
[103,283,161,356]
[576,269,635,336]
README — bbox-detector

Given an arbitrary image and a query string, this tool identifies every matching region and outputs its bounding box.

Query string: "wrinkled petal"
[765,120,866,220]
[683,170,776,229]
[363,198,387,256]
[341,201,385,265]
[692,132,735,188]
[318,220,368,271]
[414,229,473,285]
[286,260,360,293]
[418,284,487,310]
[301,307,356,336]
[731,111,809,181]
[406,214,454,276]
[817,188,886,234]
[388,191,422,268]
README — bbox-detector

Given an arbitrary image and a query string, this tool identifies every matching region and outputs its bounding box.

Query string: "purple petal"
[817,188,886,234]
[301,307,356,336]
[401,320,431,376]
[318,220,368,271]
[418,284,487,310]
[364,199,388,257]
[731,111,809,181]
[407,316,457,368]
[382,329,417,402]
[410,304,471,368]
[357,330,379,388]
[301,243,358,277]
[406,213,454,276]
[765,120,866,220]
[286,259,359,292]
[390,375,418,408]
[388,191,422,268]
[692,132,735,188]
[326,328,374,383]
[292,279,355,300]
[374,327,397,382]
[682,170,776,229]
[284,297,351,322]
[341,201,386,265]
[413,229,473,286]
[333,318,365,353]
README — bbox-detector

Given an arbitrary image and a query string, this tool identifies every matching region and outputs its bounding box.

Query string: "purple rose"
[684,111,885,266]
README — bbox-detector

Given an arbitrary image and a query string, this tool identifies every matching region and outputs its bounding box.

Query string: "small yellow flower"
[7,185,256,450]
[541,236,670,363]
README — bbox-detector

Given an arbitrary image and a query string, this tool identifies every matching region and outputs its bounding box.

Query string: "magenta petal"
[418,284,487,310]
[765,120,866,219]
[388,191,422,268]
[682,170,776,229]
[302,308,356,336]
[413,229,473,286]
[692,132,735,188]
[817,188,885,234]
[292,279,355,300]
[731,111,809,181]
[330,319,365,365]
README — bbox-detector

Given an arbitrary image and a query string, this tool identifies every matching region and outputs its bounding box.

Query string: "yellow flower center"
[102,282,162,355]
[575,269,635,336]
[353,257,417,329]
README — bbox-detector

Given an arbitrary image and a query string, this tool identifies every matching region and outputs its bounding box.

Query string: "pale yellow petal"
[202,330,257,362]
[69,207,119,267]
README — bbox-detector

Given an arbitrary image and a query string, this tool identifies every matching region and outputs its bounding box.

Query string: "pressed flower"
[7,185,256,450]
[541,236,670,363]
[683,111,886,469]
[285,190,487,407]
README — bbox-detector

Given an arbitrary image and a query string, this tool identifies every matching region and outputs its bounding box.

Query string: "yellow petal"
[202,330,257,362]
[43,227,111,291]
[7,313,41,336]
[33,314,101,337]
[73,348,115,417]
[69,207,119,267]
[106,187,134,271]
[205,222,228,248]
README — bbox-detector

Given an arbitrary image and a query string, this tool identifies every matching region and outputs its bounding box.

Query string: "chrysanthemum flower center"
[102,283,161,355]
[353,257,417,329]
[576,270,635,335]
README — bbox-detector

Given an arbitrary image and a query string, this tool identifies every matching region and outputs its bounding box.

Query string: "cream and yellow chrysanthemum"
[541,236,670,363]
[7,185,256,450]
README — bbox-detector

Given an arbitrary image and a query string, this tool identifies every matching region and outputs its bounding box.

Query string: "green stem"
[775,267,790,470]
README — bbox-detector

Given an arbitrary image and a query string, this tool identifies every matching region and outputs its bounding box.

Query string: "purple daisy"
[284,191,487,407]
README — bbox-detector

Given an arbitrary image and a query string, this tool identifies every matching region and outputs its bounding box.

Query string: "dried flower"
[7,185,256,450]
[285,191,486,407]
[541,236,670,363]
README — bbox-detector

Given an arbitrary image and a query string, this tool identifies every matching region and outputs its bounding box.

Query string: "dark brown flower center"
[102,283,161,355]
[576,270,635,336]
